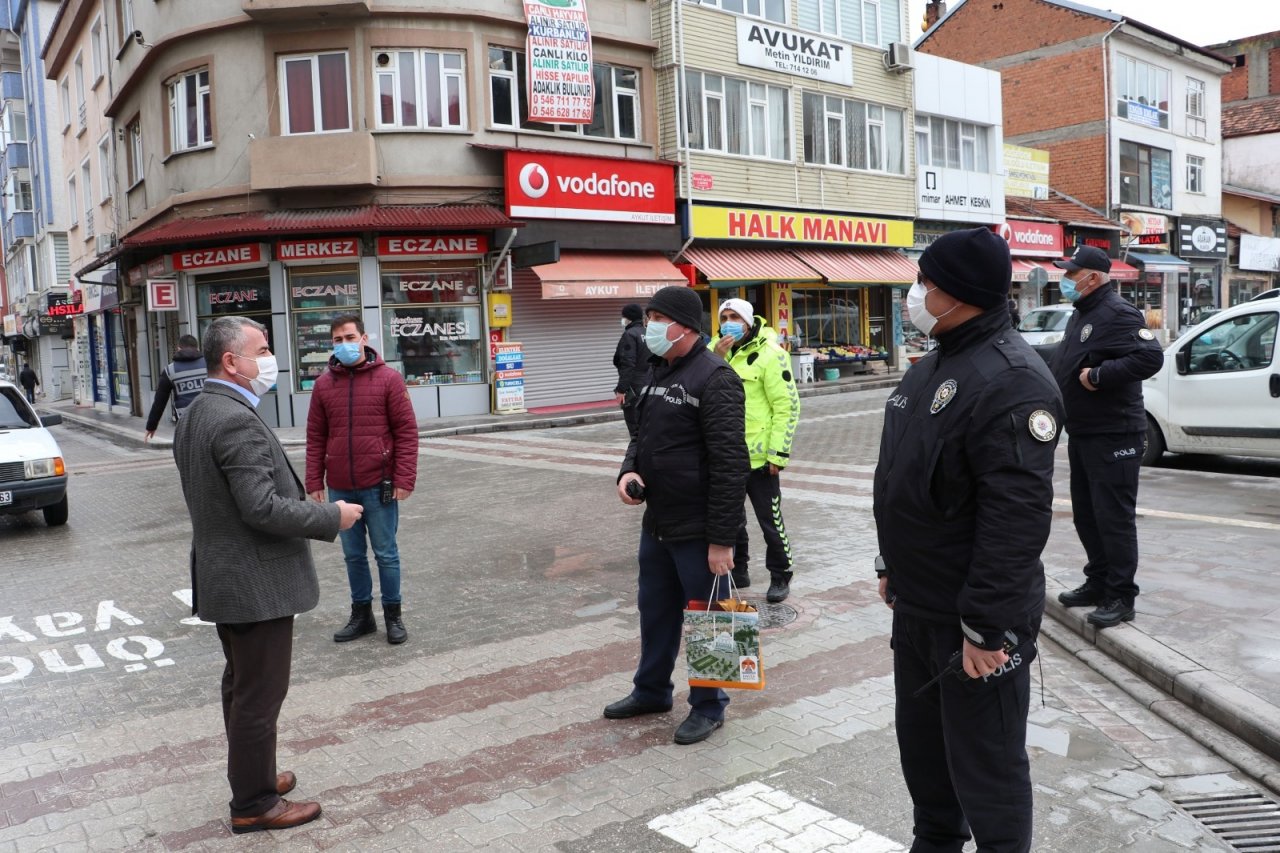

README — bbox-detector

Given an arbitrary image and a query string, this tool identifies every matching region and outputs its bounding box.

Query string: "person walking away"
[610,285,749,745]
[1049,246,1164,628]
[613,303,649,439]
[145,334,207,441]
[18,363,38,403]
[173,316,363,834]
[306,315,419,645]
[711,298,800,602]
[874,228,1063,853]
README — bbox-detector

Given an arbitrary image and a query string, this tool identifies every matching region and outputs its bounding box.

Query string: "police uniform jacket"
[612,320,650,397]
[144,347,207,431]
[619,339,748,546]
[1048,283,1164,435]
[873,307,1063,650]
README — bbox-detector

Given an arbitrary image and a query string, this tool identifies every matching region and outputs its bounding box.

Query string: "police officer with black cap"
[875,227,1063,853]
[1049,245,1164,628]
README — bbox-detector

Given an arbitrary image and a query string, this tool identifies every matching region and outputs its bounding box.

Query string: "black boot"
[1057,582,1104,608]
[333,602,376,642]
[384,604,407,645]
[766,571,792,603]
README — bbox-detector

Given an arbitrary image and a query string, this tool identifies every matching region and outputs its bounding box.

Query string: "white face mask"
[645,320,687,357]
[621,317,630,329]
[233,353,279,397]
[906,282,957,336]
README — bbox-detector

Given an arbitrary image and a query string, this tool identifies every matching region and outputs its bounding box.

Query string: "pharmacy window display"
[289,265,361,391]
[380,263,485,385]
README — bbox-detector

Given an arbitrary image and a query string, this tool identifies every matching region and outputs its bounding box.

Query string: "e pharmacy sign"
[524,0,593,124]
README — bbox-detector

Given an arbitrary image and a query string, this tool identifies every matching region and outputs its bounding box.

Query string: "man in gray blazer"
[174,316,362,835]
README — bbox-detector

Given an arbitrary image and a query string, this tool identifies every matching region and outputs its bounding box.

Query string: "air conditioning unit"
[885,42,913,73]
[95,232,117,254]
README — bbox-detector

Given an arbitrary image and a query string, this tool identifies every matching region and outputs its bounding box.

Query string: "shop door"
[509,269,635,408]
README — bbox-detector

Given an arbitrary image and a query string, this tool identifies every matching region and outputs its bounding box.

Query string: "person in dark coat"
[18,363,38,403]
[608,285,749,746]
[173,316,362,834]
[1049,246,1164,629]
[145,335,207,441]
[875,227,1063,853]
[612,303,649,439]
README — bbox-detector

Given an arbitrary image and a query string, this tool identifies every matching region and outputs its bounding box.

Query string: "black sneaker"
[1087,599,1135,629]
[766,578,790,603]
[1057,582,1104,608]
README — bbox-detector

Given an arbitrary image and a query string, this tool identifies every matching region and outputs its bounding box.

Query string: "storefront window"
[195,270,274,382]
[1230,279,1267,305]
[380,263,485,385]
[1119,273,1165,329]
[109,309,131,405]
[288,265,361,391]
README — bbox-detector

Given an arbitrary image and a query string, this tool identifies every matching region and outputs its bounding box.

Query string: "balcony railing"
[249,132,377,191]
[1,141,28,174]
[4,210,34,251]
[1,72,22,102]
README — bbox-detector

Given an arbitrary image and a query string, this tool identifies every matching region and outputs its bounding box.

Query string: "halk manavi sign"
[736,18,853,87]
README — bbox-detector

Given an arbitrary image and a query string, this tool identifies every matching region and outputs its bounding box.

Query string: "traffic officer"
[875,227,1062,853]
[1049,245,1164,628]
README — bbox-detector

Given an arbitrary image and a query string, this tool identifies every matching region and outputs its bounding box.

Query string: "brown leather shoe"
[276,771,297,795]
[230,799,321,834]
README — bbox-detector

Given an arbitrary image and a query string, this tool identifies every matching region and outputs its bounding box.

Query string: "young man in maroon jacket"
[306,315,419,644]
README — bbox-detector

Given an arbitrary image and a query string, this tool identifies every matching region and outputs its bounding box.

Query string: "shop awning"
[533,251,689,299]
[1125,251,1191,273]
[790,249,917,286]
[1109,260,1140,281]
[1010,260,1065,283]
[683,247,823,287]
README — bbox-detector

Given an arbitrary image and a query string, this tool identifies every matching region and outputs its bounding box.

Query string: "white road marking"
[647,781,906,852]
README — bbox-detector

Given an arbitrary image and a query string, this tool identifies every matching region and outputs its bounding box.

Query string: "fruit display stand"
[804,345,888,376]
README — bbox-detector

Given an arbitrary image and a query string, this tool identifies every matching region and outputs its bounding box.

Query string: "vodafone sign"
[505,151,676,224]
[993,219,1064,257]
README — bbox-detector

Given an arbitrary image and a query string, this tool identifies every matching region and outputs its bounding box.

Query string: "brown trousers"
[216,616,294,817]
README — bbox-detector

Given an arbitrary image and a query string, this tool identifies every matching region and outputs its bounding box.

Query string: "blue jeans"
[329,486,401,605]
[633,530,730,720]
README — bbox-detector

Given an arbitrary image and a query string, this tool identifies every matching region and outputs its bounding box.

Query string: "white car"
[1016,303,1074,362]
[1142,298,1280,465]
[0,380,69,525]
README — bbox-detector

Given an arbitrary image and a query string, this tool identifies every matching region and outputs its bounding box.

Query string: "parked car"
[0,380,69,526]
[1016,303,1074,363]
[1142,297,1280,465]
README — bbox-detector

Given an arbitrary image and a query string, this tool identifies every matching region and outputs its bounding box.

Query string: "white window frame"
[861,0,880,46]
[98,133,113,202]
[16,178,33,212]
[81,157,94,238]
[90,17,105,84]
[74,54,86,132]
[66,174,78,227]
[126,117,143,187]
[816,0,839,36]
[279,51,352,136]
[374,49,468,131]
[1186,77,1206,139]
[1186,153,1205,194]
[118,0,133,44]
[914,115,990,172]
[804,92,906,174]
[488,47,639,140]
[168,68,213,153]
[692,0,786,24]
[684,70,790,161]
[1117,54,1171,129]
[59,79,71,132]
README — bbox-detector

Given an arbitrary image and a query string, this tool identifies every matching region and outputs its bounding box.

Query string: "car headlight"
[1041,332,1064,345]
[24,457,65,479]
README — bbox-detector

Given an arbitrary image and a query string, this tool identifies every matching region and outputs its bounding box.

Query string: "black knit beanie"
[645,286,703,332]
[918,227,1012,310]
[621,303,644,321]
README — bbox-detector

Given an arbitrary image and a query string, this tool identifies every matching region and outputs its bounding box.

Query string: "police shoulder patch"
[1138,328,1155,340]
[1080,324,1093,342]
[1028,410,1057,442]
[930,379,958,415]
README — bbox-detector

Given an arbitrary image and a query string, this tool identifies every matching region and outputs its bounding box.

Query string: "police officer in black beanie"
[608,285,749,746]
[612,303,649,439]
[874,227,1063,853]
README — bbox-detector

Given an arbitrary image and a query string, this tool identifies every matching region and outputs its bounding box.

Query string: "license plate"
[0,491,11,506]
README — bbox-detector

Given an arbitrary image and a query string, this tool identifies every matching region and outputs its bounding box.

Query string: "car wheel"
[1141,416,1165,466]
[42,495,68,526]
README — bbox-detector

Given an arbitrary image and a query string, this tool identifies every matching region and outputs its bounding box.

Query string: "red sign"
[489,328,505,360]
[1137,233,1166,245]
[505,151,676,224]
[277,238,360,261]
[173,243,266,271]
[46,300,84,317]
[376,235,488,259]
[994,219,1064,257]
[691,172,714,191]
[148,279,179,312]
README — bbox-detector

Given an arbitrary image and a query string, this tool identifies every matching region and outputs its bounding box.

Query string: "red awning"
[533,252,689,299]
[1109,260,1140,281]
[683,247,823,287]
[790,249,917,285]
[121,205,519,248]
[1010,260,1065,282]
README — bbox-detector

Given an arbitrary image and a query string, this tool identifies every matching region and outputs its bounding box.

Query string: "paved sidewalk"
[36,376,1280,797]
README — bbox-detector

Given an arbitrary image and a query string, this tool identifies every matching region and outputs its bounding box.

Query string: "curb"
[1044,594,1280,776]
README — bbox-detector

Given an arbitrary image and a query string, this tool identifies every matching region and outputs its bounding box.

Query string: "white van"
[1142,297,1280,464]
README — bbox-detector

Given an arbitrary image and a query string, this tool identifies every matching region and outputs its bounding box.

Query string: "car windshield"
[0,387,39,429]
[1019,309,1071,333]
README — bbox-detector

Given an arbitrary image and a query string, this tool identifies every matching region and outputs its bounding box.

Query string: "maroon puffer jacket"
[305,348,419,493]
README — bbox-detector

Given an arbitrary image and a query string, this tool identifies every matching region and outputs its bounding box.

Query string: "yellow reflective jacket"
[709,317,800,469]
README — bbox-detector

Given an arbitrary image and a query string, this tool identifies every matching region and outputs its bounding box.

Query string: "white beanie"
[718,298,754,324]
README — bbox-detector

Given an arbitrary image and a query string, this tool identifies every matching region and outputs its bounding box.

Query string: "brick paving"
[0,393,1275,850]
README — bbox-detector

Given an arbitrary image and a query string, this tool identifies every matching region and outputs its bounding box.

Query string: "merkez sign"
[736,18,853,86]
[505,151,676,224]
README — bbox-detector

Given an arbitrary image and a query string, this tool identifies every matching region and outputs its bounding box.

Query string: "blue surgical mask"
[645,320,686,357]
[1059,275,1082,303]
[334,342,363,365]
[719,321,746,341]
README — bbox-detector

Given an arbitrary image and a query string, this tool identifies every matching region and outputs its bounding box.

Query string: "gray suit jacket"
[173,382,341,624]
